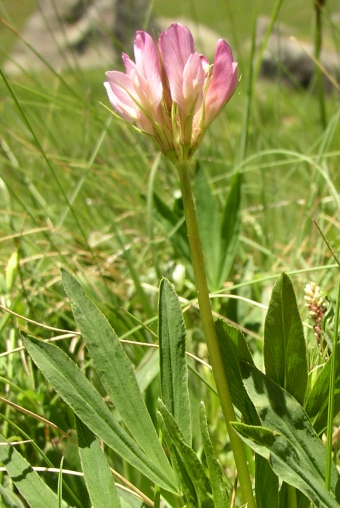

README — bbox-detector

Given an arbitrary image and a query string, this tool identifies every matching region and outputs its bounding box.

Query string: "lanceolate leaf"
[264,272,307,404]
[61,270,176,488]
[76,417,121,508]
[199,402,229,507]
[215,320,259,425]
[0,434,61,508]
[235,361,340,506]
[158,414,198,508]
[233,422,339,508]
[216,322,279,507]
[158,400,214,508]
[21,333,175,492]
[255,454,279,508]
[0,484,26,508]
[159,278,191,445]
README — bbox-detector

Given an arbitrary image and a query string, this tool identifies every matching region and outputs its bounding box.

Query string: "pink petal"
[104,72,139,121]
[181,53,205,114]
[159,23,195,107]
[204,40,238,125]
[134,31,163,106]
[105,30,163,130]
[104,78,155,134]
[122,53,134,75]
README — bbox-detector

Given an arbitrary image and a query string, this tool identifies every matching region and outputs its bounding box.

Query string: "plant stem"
[287,484,298,508]
[325,274,340,489]
[176,160,255,508]
[314,0,327,129]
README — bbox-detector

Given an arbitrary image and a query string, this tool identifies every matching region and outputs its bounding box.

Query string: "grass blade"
[194,163,221,291]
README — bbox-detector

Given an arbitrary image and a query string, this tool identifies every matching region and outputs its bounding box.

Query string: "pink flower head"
[104,23,238,160]
[104,31,163,134]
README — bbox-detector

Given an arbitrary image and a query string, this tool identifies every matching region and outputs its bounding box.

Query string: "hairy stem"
[176,160,255,507]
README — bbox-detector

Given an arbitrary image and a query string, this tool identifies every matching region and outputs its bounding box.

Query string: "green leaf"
[305,343,340,434]
[264,272,307,404]
[215,320,259,425]
[199,402,229,507]
[158,400,214,508]
[0,434,60,508]
[255,454,279,508]
[135,348,159,393]
[158,414,198,508]
[218,172,241,287]
[194,163,221,291]
[159,278,191,445]
[61,269,176,488]
[279,483,311,508]
[153,192,190,262]
[234,422,339,508]
[21,333,175,492]
[76,417,121,508]
[118,490,144,508]
[235,361,340,506]
[0,484,26,508]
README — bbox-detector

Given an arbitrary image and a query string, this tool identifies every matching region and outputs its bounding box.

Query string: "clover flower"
[104,23,238,161]
[304,282,328,345]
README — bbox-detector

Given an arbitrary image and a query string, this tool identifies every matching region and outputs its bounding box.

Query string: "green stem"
[287,484,297,508]
[314,0,327,129]
[176,160,255,508]
[325,274,340,489]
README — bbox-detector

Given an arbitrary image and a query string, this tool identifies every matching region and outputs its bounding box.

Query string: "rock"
[5,2,339,93]
[3,0,156,74]
[257,16,340,91]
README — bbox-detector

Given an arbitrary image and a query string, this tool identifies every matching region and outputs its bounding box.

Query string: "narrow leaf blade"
[238,361,340,503]
[264,273,307,403]
[153,192,190,261]
[233,422,339,508]
[215,320,259,425]
[199,402,229,507]
[62,269,176,487]
[219,172,241,287]
[158,400,213,507]
[159,278,191,445]
[255,454,279,508]
[21,333,175,492]
[76,417,121,508]
[194,163,221,290]
[0,434,60,508]
[157,412,198,508]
